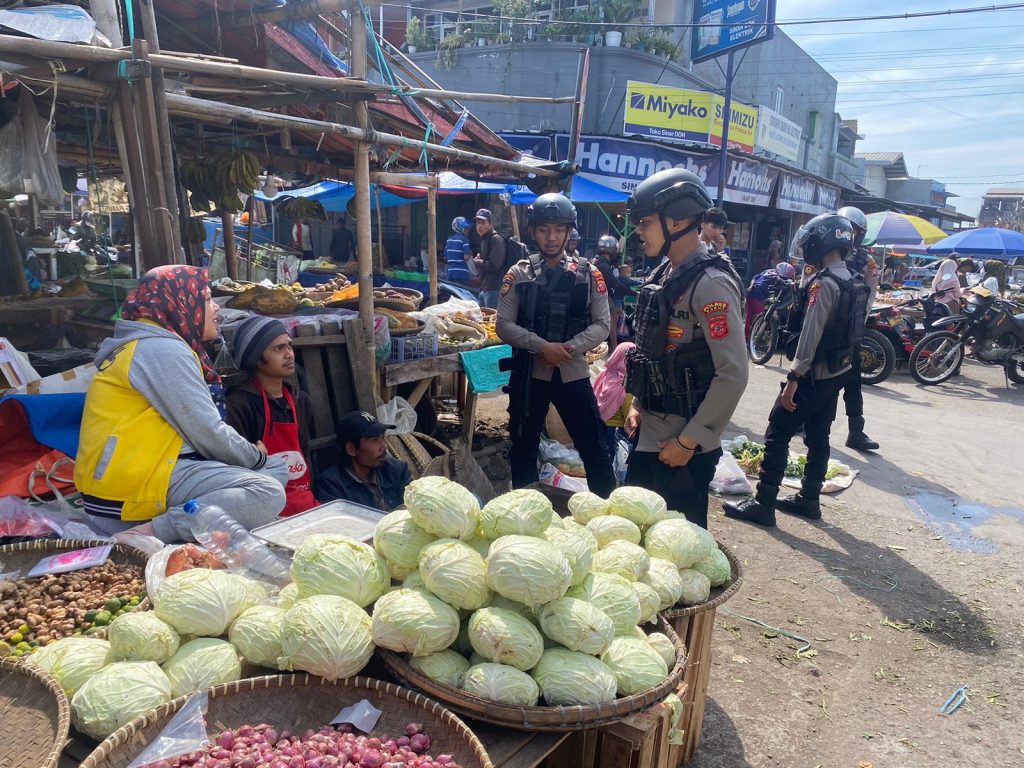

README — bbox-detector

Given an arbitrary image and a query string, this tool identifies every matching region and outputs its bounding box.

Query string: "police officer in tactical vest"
[724,214,869,526]
[836,205,881,451]
[623,169,748,529]
[496,193,616,496]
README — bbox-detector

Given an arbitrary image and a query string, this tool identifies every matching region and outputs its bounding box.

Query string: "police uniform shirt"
[792,263,854,381]
[636,245,748,453]
[496,254,611,383]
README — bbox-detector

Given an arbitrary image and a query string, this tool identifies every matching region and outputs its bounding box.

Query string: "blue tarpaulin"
[253,181,422,211]
[0,394,86,458]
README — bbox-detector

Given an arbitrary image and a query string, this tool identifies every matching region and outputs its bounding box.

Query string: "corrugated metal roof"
[855,152,904,163]
[984,188,1024,196]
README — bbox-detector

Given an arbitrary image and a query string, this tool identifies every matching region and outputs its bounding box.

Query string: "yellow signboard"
[623,81,758,153]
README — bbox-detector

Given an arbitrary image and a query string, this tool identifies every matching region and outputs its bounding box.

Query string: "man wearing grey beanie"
[227,315,318,516]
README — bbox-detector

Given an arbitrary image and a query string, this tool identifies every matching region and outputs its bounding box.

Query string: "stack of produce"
[729,439,849,480]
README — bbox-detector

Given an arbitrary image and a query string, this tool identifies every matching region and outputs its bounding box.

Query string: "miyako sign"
[624,81,758,154]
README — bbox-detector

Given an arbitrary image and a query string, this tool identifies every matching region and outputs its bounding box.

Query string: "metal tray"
[250,500,385,550]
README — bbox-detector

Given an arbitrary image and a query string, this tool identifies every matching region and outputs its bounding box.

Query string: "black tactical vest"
[787,270,870,373]
[515,256,591,343]
[625,253,729,418]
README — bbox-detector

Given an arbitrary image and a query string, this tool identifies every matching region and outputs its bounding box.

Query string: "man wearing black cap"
[473,208,506,309]
[700,208,729,254]
[314,411,412,512]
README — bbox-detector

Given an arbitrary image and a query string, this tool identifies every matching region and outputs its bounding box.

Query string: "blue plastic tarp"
[0,394,86,458]
[254,181,422,212]
[460,345,512,394]
[508,176,629,205]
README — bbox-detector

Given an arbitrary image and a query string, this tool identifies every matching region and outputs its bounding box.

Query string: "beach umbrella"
[926,227,1024,260]
[863,211,947,247]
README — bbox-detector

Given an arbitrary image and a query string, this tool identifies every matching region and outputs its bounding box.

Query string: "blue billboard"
[691,0,776,64]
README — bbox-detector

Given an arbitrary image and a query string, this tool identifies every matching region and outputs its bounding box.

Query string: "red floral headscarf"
[121,265,220,383]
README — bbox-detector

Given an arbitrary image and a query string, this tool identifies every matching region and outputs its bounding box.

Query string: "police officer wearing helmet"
[724,214,868,527]
[594,235,634,351]
[623,169,748,528]
[445,216,475,282]
[835,205,881,451]
[496,193,616,496]
[567,228,582,260]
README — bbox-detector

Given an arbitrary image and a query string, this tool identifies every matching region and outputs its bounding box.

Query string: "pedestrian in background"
[445,217,475,282]
[932,257,962,311]
[473,208,505,308]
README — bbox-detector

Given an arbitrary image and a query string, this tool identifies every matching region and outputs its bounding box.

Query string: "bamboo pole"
[0,35,575,106]
[114,92,161,271]
[223,211,238,280]
[177,0,345,32]
[245,196,255,281]
[374,187,385,274]
[350,1,375,367]
[162,92,560,178]
[427,185,438,305]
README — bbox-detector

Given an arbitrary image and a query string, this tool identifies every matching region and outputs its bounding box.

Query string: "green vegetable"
[586,516,642,548]
[373,509,436,572]
[108,612,179,663]
[566,573,641,636]
[461,662,540,706]
[154,569,258,637]
[229,605,286,668]
[531,648,618,705]
[643,519,716,569]
[25,638,112,695]
[485,535,572,608]
[567,491,609,525]
[541,524,598,587]
[608,486,668,527]
[371,589,459,657]
[632,582,661,625]
[93,611,112,627]
[404,476,481,540]
[70,661,171,739]
[279,595,374,680]
[83,609,98,623]
[600,637,668,696]
[290,534,390,608]
[676,569,711,606]
[467,607,544,671]
[646,632,677,670]
[639,558,685,611]
[104,598,122,613]
[478,489,553,539]
[418,539,491,611]
[590,541,650,583]
[690,547,731,588]
[162,638,242,698]
[537,597,615,655]
[409,649,471,688]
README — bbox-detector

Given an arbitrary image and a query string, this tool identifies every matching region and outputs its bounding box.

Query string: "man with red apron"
[227,316,319,516]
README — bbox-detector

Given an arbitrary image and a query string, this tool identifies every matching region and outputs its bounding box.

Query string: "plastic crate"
[388,332,438,362]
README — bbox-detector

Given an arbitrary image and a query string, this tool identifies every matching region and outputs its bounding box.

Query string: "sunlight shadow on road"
[686,698,754,768]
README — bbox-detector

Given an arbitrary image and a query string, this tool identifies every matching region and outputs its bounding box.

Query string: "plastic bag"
[538,436,585,478]
[16,91,64,206]
[612,433,631,485]
[377,396,417,434]
[709,452,752,496]
[538,463,588,492]
[126,692,209,768]
[416,298,483,335]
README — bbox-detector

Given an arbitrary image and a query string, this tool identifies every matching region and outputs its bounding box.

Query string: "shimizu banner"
[623,81,758,153]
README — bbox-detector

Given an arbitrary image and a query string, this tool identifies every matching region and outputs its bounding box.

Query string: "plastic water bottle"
[184,500,291,586]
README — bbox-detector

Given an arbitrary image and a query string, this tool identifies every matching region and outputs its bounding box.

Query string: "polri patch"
[701,301,728,315]
[807,283,821,307]
[594,270,607,294]
[500,274,515,297]
[707,313,729,340]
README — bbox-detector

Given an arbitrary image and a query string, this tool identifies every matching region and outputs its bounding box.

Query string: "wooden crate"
[664,608,719,765]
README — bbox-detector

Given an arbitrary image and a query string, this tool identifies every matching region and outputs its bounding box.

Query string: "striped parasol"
[863,211,948,247]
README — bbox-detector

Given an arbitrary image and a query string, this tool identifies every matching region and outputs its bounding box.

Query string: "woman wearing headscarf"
[931,258,962,312]
[75,265,288,542]
[593,342,635,460]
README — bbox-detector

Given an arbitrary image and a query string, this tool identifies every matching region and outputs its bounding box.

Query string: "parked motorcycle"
[909,288,1024,385]
[864,289,955,372]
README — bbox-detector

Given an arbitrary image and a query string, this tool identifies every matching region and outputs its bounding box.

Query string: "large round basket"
[381,616,686,732]
[660,542,744,765]
[80,675,494,768]
[0,658,71,768]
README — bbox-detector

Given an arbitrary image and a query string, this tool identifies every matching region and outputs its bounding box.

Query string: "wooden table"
[381,353,480,447]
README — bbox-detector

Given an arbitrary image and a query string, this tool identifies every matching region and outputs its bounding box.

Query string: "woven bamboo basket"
[80,675,494,768]
[661,543,744,765]
[0,658,71,768]
[382,616,687,732]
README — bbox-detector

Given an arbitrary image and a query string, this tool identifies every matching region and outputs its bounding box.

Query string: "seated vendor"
[74,265,288,543]
[226,316,318,517]
[314,411,412,512]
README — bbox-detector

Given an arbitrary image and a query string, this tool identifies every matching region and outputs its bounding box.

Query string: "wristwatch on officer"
[786,370,801,382]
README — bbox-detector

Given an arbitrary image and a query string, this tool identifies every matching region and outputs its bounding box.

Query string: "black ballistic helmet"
[627,168,714,222]
[527,193,577,227]
[836,206,868,245]
[596,235,619,255]
[792,214,854,265]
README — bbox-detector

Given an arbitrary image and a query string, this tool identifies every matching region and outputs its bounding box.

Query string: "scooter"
[865,289,955,372]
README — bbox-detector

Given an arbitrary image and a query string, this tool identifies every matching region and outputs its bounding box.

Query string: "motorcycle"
[864,289,955,373]
[749,279,896,385]
[909,288,1024,385]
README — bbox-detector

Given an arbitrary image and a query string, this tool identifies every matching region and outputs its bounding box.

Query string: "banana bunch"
[281,196,327,221]
[182,216,207,245]
[180,150,261,214]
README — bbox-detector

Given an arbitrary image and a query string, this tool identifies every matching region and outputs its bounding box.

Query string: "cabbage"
[229,605,286,668]
[290,534,390,608]
[108,612,179,663]
[70,661,171,739]
[485,535,572,608]
[568,491,609,525]
[566,573,641,636]
[537,598,614,655]
[469,651,488,667]
[545,516,567,530]
[608,486,667,527]
[154,569,258,637]
[639,558,685,611]
[464,537,493,559]
[691,546,732,588]
[590,540,650,582]
[461,663,540,706]
[677,569,711,606]
[632,582,661,625]
[404,476,480,539]
[600,637,669,696]
[586,516,642,548]
[542,524,598,587]
[531,649,617,705]
[162,638,241,698]
[389,561,414,581]
[487,594,536,623]
[371,588,459,657]
[643,519,716,569]
[277,582,300,609]
[27,637,112,694]
[418,539,492,610]
[646,632,677,670]
[279,595,374,680]
[409,649,471,688]
[373,510,436,572]
[467,607,544,671]
[478,489,553,539]
[402,570,429,592]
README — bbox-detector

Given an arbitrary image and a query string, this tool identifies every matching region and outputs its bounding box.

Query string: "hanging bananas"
[181,216,208,245]
[180,150,261,215]
[280,197,327,221]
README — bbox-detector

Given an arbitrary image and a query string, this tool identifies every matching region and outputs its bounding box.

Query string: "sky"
[777,0,1024,218]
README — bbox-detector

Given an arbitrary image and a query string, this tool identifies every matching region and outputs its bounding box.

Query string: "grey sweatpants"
[88,458,286,543]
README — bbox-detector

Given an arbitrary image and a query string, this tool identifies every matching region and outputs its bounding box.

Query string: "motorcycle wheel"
[859,328,896,385]
[748,313,777,365]
[1007,358,1024,384]
[909,331,965,385]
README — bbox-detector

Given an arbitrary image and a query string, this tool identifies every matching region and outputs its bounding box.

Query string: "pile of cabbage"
[365,478,729,708]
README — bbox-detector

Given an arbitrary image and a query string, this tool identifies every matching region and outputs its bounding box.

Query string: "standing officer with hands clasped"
[622,169,748,529]
[724,214,869,527]
[497,193,616,497]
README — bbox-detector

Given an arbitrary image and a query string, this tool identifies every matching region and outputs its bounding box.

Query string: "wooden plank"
[321,319,355,417]
[680,609,717,762]
[543,728,598,768]
[461,389,478,448]
[291,334,348,348]
[472,722,569,768]
[405,375,435,408]
[382,354,463,387]
[343,317,376,412]
[294,324,333,439]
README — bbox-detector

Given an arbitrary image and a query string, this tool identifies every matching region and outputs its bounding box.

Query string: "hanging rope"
[84,105,121,320]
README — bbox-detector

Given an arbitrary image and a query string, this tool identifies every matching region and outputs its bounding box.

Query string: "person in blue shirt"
[445,217,474,282]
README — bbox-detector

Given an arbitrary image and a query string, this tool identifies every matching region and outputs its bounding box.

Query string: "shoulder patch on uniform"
[807,282,821,306]
[707,313,730,340]
[594,270,607,294]
[803,264,816,277]
[701,300,728,315]
[500,271,515,297]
